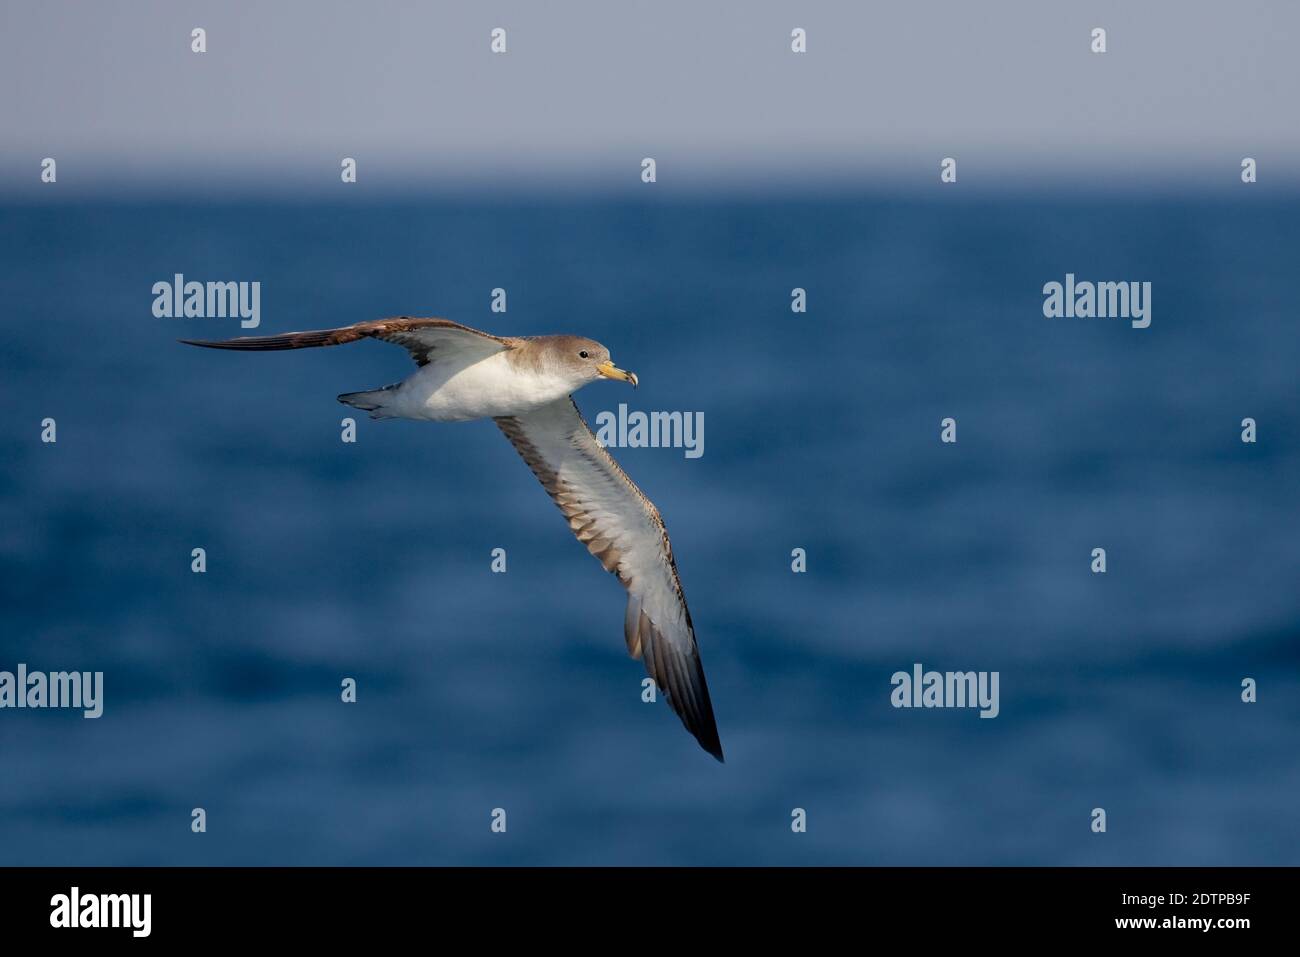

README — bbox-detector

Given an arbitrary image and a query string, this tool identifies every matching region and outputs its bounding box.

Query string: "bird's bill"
[597,361,638,388]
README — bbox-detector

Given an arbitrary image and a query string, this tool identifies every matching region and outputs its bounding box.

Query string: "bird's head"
[549,336,638,390]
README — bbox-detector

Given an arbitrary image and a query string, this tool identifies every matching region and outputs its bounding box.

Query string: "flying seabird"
[181,318,724,761]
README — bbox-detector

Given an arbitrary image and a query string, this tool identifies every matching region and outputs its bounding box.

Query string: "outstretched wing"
[181,317,515,367]
[495,397,723,761]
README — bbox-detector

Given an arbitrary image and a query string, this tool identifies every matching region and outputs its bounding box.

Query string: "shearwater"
[182,317,724,760]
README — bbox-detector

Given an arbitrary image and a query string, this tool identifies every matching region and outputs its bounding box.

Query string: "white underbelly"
[393,354,570,421]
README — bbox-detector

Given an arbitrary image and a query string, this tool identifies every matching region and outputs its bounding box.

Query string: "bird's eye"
[578,350,589,359]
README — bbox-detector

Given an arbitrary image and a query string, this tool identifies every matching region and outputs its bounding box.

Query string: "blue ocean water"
[0,194,1297,865]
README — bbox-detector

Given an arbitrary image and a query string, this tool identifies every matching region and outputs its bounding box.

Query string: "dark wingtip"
[698,730,725,763]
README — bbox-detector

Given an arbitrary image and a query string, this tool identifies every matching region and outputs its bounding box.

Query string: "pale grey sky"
[2,0,1297,192]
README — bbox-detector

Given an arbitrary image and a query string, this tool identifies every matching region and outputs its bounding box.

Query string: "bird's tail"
[338,385,398,418]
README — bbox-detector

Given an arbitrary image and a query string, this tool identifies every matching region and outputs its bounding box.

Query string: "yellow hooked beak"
[597,360,639,388]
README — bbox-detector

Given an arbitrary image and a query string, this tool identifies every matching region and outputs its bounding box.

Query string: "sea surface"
[1,194,1297,864]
